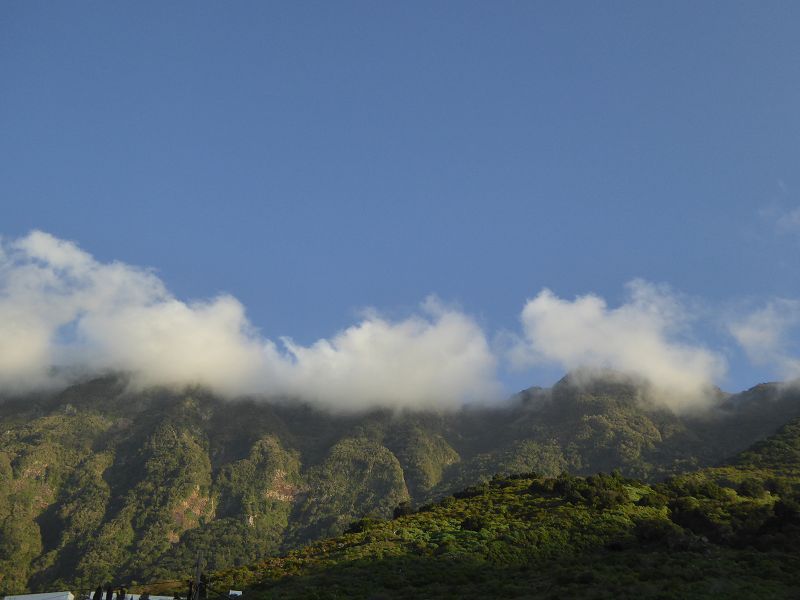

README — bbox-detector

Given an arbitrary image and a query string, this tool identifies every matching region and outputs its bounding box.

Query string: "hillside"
[1,374,799,593]
[207,420,800,599]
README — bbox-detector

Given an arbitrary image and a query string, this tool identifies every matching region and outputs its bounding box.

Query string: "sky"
[2,2,800,407]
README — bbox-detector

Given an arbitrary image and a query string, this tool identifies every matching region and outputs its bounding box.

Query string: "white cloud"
[12,231,800,410]
[278,297,499,409]
[510,280,727,409]
[729,299,800,380]
[0,231,499,409]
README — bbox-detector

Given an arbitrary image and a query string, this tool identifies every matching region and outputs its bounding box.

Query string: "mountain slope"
[206,422,800,599]
[1,374,799,593]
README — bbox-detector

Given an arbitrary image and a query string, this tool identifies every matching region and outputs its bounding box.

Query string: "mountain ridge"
[1,372,799,593]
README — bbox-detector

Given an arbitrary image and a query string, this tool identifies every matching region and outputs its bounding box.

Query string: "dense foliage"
[1,374,799,594]
[207,423,800,598]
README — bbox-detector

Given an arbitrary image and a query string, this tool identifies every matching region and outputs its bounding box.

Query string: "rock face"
[1,373,799,593]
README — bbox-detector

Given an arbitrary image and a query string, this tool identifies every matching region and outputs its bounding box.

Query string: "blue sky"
[2,2,800,398]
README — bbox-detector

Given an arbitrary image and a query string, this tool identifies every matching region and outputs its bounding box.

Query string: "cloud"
[728,299,800,380]
[0,231,499,409]
[12,231,797,411]
[277,297,499,410]
[510,280,727,409]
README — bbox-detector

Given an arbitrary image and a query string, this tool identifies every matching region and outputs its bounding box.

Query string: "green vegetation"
[209,425,800,599]
[1,374,799,595]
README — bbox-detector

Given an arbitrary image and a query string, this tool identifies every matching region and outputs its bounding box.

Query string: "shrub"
[634,517,685,546]
[765,478,794,497]
[737,478,765,498]
[453,484,488,499]
[392,502,414,519]
[528,478,556,495]
[345,517,379,534]
[636,492,668,508]
[460,516,487,532]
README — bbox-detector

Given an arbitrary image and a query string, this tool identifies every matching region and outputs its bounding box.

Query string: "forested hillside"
[1,373,799,593]
[209,420,800,599]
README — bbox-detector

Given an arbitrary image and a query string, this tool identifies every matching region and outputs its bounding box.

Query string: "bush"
[440,495,457,508]
[666,477,727,500]
[634,517,685,546]
[460,516,487,532]
[765,478,794,497]
[453,484,488,499]
[737,478,765,498]
[552,472,629,509]
[345,517,379,534]
[773,499,800,524]
[392,502,414,519]
[636,492,668,508]
[528,478,556,495]
[668,498,731,542]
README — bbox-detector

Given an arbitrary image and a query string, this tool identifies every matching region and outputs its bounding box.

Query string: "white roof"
[4,592,174,600]
[5,593,74,600]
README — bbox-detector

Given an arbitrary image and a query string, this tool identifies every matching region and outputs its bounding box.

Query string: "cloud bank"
[0,231,498,409]
[510,280,727,409]
[6,230,798,411]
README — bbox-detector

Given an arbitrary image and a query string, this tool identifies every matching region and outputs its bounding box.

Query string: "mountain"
[204,420,800,599]
[1,373,799,593]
